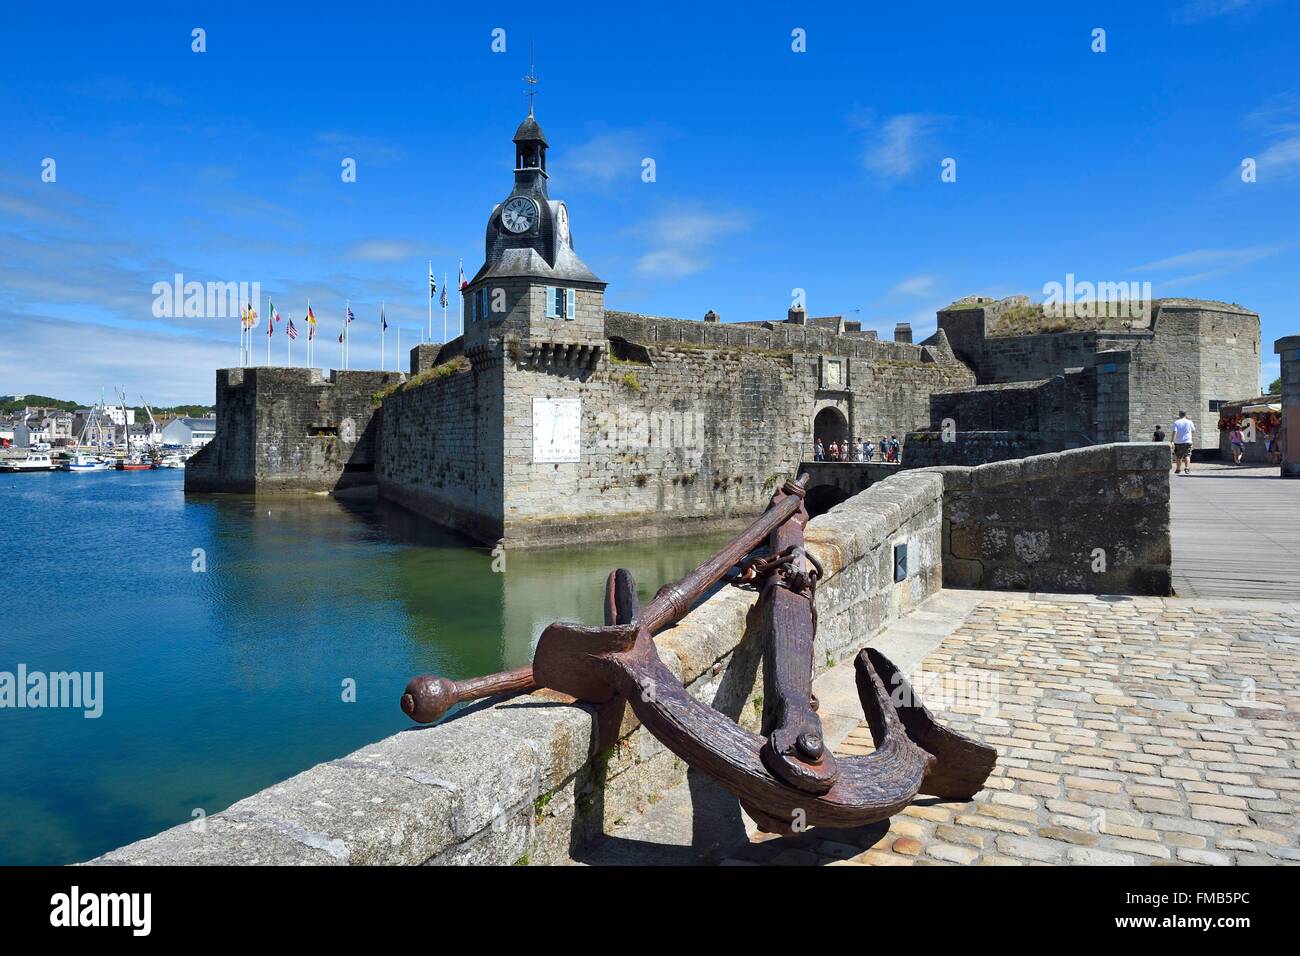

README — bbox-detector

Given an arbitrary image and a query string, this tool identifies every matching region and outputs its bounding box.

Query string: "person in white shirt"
[1171,411,1196,474]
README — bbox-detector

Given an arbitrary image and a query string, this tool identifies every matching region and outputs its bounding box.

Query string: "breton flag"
[306,305,317,326]
[381,304,388,331]
[270,300,282,325]
[429,265,437,297]
[287,319,299,340]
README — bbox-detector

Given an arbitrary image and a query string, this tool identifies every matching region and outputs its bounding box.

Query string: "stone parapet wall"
[604,311,963,367]
[90,470,945,866]
[919,443,1172,595]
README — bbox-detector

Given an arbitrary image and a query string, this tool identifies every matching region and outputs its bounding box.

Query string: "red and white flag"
[287,319,299,340]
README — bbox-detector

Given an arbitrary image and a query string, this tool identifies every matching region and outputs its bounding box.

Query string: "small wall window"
[546,287,576,320]
[1209,400,1227,412]
[308,425,339,437]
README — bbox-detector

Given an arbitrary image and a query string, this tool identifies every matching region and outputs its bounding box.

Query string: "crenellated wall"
[936,298,1260,448]
[376,312,975,547]
[185,367,406,494]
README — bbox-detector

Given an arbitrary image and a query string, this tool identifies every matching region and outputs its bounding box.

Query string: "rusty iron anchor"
[401,474,996,835]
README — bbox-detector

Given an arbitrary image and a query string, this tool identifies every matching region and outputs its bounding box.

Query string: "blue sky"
[1,0,1297,405]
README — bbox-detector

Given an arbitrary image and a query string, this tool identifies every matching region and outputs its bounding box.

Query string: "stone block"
[1115,442,1170,472]
[972,458,1022,490]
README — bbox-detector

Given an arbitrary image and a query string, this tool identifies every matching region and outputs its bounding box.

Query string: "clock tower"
[463,107,607,360]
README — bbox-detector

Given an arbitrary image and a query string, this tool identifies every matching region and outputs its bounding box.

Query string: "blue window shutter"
[545,287,557,318]
[565,288,575,320]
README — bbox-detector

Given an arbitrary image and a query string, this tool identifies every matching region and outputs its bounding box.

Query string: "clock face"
[501,196,538,233]
[555,203,570,245]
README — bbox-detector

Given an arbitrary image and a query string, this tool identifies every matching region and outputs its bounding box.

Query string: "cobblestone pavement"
[724,594,1300,866]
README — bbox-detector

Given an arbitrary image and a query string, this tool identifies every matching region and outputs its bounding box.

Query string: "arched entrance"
[805,484,850,518]
[813,406,849,453]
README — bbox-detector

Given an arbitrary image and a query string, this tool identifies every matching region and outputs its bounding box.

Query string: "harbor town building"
[185,109,1263,545]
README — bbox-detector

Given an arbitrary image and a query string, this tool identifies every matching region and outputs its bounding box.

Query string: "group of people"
[1157,410,1285,475]
[813,436,901,463]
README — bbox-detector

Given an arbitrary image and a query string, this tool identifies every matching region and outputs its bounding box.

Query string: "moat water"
[0,470,729,865]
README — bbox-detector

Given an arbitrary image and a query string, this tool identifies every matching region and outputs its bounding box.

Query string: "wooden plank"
[1170,463,1300,600]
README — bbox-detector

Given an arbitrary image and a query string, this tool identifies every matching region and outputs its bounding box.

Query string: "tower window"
[546,287,576,320]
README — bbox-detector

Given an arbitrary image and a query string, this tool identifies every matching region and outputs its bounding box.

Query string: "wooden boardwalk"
[1171,462,1300,600]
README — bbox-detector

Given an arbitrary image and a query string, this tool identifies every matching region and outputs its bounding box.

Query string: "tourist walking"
[1152,424,1165,443]
[814,439,824,461]
[1171,410,1196,475]
[1230,424,1246,465]
[864,439,875,462]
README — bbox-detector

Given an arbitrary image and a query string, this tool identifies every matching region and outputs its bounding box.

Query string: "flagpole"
[287,312,292,367]
[458,258,464,339]
[266,295,271,366]
[307,298,313,369]
[380,301,386,372]
[443,271,448,344]
[345,298,350,371]
[427,259,432,342]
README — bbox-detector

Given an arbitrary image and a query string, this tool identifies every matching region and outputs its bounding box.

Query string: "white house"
[161,416,216,448]
[14,422,51,448]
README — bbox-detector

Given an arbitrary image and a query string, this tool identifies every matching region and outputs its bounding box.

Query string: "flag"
[347,306,355,324]
[270,300,281,324]
[267,313,274,336]
[241,303,258,329]
[381,305,388,331]
[287,319,299,340]
[429,265,436,297]
[458,262,467,290]
[309,322,315,341]
[306,305,316,326]
[338,331,344,343]
[440,275,448,309]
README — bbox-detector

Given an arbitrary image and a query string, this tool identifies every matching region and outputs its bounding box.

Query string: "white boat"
[156,454,185,469]
[0,453,56,472]
[63,453,112,473]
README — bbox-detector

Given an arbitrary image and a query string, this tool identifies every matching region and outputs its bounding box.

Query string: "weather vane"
[524,40,538,115]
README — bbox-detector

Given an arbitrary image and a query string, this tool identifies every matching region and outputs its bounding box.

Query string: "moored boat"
[0,453,57,472]
[63,453,112,473]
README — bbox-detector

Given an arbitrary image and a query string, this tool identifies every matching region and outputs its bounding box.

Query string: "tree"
[1268,377,1281,395]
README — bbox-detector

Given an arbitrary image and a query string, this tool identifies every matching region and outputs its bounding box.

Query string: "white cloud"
[1174,0,1274,23]
[314,132,405,167]
[561,128,662,190]
[345,239,424,263]
[0,313,233,406]
[632,208,750,279]
[891,275,939,298]
[862,114,940,179]
[1129,244,1286,287]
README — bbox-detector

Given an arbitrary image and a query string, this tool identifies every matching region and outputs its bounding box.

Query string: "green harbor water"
[0,469,729,865]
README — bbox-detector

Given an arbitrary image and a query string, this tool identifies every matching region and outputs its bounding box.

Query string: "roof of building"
[169,416,216,430]
[513,112,548,146]
[472,244,603,286]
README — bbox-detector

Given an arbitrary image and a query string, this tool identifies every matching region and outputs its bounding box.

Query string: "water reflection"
[0,471,730,864]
